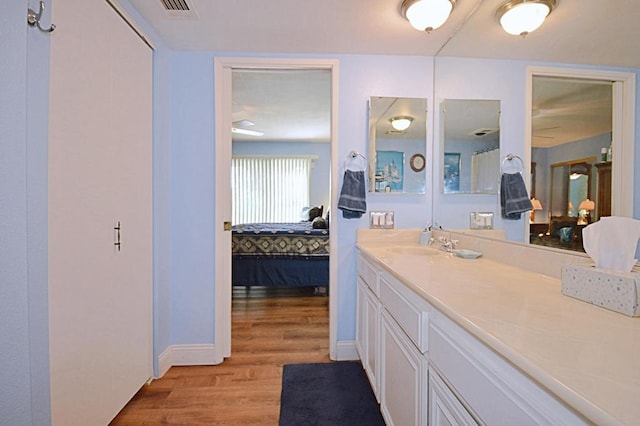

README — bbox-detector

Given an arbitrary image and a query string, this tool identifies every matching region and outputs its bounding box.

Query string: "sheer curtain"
[471,148,500,193]
[232,156,312,224]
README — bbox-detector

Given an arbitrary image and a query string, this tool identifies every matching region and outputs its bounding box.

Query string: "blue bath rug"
[279,362,385,426]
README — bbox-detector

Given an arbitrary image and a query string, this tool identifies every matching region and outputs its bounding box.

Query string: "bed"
[231,221,329,289]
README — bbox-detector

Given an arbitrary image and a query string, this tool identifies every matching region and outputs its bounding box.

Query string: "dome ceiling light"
[400,0,456,33]
[390,116,413,131]
[496,0,556,37]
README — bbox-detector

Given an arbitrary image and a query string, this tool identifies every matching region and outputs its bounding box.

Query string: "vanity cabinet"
[429,312,587,425]
[357,249,590,426]
[357,253,431,425]
[429,367,478,426]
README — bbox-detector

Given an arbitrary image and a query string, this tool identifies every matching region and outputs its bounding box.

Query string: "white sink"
[387,246,440,256]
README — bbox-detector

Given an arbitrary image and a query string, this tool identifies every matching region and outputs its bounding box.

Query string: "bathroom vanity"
[356,229,640,426]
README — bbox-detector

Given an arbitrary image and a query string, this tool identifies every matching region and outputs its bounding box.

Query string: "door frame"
[213,57,339,361]
[524,65,636,242]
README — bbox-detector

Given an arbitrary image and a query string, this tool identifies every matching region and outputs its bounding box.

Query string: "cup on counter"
[419,230,432,245]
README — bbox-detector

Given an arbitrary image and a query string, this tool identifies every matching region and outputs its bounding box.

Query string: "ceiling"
[125,0,631,145]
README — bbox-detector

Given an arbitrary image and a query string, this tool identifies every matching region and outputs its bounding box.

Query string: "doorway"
[213,58,339,362]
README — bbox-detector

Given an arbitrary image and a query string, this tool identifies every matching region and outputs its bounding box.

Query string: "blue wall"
[166,53,434,349]
[1,1,51,424]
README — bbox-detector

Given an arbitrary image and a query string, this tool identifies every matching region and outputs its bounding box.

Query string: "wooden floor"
[111,295,330,425]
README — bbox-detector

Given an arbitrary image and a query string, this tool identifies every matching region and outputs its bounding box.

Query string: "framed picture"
[444,152,461,193]
[375,150,404,192]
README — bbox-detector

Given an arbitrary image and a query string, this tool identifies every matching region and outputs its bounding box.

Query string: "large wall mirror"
[442,99,501,194]
[529,74,624,252]
[368,96,427,194]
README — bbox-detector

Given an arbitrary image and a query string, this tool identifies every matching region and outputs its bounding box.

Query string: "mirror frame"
[524,66,636,243]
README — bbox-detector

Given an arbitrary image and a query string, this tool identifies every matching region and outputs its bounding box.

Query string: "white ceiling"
[128,0,640,68]
[125,0,631,145]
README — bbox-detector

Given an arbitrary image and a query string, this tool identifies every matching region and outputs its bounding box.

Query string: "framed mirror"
[442,99,501,195]
[529,73,623,252]
[368,97,427,194]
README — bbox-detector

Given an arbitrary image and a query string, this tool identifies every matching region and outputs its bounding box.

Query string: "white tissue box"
[561,265,640,317]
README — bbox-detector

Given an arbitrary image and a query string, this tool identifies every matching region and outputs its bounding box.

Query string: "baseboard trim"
[335,340,359,361]
[157,346,172,378]
[157,341,351,378]
[156,344,221,378]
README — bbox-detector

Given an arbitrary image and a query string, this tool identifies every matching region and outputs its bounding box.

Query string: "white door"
[48,1,153,424]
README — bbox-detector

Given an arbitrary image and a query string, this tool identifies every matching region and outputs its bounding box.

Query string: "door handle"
[114,221,121,251]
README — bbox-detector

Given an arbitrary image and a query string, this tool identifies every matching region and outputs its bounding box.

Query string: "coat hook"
[27,1,56,33]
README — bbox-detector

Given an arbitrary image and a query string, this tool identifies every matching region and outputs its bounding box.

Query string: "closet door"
[48,1,152,425]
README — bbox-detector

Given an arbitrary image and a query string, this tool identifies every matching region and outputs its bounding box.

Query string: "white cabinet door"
[380,310,427,426]
[48,1,152,425]
[356,278,381,401]
[429,368,479,426]
[356,278,366,361]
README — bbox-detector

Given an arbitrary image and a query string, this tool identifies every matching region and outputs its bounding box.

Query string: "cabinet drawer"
[380,273,429,353]
[430,316,588,426]
[358,255,379,295]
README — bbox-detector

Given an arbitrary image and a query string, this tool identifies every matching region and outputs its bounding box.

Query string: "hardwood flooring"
[110,295,330,425]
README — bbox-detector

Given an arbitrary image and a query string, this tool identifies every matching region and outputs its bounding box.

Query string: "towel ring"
[344,151,367,171]
[501,154,524,174]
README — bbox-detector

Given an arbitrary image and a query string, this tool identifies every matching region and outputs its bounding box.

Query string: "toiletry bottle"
[607,145,612,162]
[601,147,608,162]
[420,223,432,245]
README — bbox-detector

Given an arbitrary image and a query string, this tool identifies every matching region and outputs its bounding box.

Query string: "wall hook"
[27,1,56,33]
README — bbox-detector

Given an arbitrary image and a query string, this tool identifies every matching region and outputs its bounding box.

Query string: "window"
[231,156,313,224]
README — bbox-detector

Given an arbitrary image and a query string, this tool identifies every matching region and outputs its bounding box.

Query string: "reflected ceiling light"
[231,127,264,136]
[496,0,556,37]
[401,0,456,33]
[390,116,413,131]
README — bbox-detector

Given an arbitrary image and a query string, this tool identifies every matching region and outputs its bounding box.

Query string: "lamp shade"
[578,199,595,211]
[497,0,555,36]
[390,116,413,131]
[531,198,543,210]
[401,0,455,32]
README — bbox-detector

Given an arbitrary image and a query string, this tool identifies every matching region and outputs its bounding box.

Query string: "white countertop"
[357,241,640,426]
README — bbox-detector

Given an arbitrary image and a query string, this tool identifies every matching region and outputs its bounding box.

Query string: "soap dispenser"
[420,223,433,245]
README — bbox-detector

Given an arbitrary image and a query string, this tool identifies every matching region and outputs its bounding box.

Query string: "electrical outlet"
[370,211,395,229]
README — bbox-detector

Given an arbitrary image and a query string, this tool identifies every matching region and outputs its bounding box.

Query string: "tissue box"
[561,265,640,317]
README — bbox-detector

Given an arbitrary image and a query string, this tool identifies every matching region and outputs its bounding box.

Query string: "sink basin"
[387,246,439,256]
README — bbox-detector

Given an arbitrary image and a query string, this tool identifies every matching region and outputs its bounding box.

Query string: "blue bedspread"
[232,222,329,257]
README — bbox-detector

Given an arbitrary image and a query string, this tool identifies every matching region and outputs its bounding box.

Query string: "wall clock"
[410,153,425,172]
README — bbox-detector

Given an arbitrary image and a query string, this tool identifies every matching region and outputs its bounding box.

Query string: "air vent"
[159,0,198,19]
[160,0,190,11]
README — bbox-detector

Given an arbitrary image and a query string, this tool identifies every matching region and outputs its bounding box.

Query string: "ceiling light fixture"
[496,0,556,37]
[400,0,456,33]
[390,116,413,131]
[231,127,264,136]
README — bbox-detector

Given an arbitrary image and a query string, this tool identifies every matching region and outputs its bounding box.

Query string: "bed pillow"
[300,206,312,221]
[312,216,328,229]
[307,205,324,221]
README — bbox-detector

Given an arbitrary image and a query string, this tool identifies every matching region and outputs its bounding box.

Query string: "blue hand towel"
[500,172,533,220]
[338,170,366,219]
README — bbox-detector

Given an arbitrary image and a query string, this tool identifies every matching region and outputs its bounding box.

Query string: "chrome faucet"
[437,236,459,253]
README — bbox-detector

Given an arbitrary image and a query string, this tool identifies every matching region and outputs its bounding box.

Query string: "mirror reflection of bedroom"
[530,76,613,252]
[230,68,331,355]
